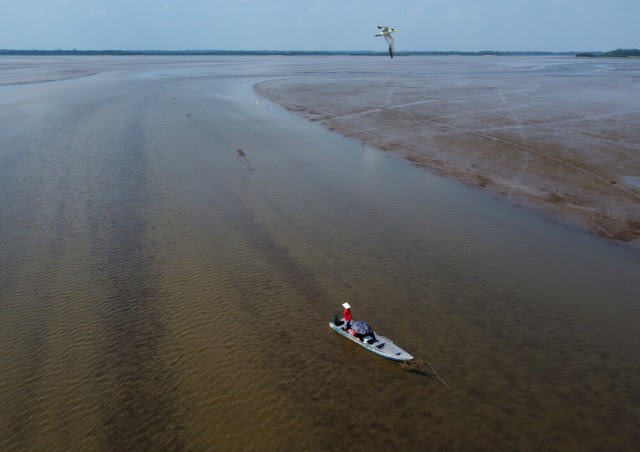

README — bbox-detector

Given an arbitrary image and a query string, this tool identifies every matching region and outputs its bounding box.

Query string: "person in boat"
[342,302,352,331]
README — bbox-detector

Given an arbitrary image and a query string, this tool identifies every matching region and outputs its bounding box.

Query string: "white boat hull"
[329,321,413,362]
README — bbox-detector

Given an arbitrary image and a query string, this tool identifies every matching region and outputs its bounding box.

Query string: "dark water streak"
[83,91,185,450]
[0,110,89,449]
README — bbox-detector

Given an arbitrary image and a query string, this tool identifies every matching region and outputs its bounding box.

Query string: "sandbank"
[256,60,640,249]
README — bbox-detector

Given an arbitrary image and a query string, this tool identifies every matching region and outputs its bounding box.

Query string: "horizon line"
[0,48,592,55]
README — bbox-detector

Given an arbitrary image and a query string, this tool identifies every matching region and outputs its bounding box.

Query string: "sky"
[1,0,638,52]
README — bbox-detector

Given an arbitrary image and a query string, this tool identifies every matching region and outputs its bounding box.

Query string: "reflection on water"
[0,57,639,449]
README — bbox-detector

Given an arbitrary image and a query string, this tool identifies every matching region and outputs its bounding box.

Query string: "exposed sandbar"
[256,63,640,249]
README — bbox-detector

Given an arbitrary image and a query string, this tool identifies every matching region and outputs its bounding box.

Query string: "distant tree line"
[0,49,577,57]
[576,48,640,58]
[7,48,639,57]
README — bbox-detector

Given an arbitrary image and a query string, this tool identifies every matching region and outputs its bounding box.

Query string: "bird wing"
[384,34,395,58]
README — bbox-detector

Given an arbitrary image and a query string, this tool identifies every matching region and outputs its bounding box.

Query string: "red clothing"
[343,308,352,322]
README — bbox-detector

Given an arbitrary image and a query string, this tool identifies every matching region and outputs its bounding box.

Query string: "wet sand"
[256,56,640,249]
[1,56,640,450]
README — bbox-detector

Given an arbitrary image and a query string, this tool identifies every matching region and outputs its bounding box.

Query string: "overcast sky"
[1,0,638,51]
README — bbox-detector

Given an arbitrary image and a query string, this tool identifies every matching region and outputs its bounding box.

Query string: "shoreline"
[255,70,640,251]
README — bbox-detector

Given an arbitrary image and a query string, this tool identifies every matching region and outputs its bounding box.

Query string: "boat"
[329,319,413,362]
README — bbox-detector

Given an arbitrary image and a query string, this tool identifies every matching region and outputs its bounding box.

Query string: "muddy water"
[0,56,639,450]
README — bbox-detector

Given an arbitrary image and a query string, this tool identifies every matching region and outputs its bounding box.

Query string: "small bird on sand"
[375,26,398,59]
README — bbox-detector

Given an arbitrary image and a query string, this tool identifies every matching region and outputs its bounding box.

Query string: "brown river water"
[1,56,639,450]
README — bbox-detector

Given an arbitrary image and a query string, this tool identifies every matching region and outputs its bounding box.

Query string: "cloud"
[309,0,325,15]
[91,6,107,16]
[33,0,108,18]
[35,0,57,17]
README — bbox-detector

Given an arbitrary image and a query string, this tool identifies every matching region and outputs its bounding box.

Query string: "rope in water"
[400,358,450,389]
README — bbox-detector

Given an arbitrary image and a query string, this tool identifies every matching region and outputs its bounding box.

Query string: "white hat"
[342,302,351,309]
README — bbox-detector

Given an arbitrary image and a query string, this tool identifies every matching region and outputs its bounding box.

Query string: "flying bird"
[375,26,398,59]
